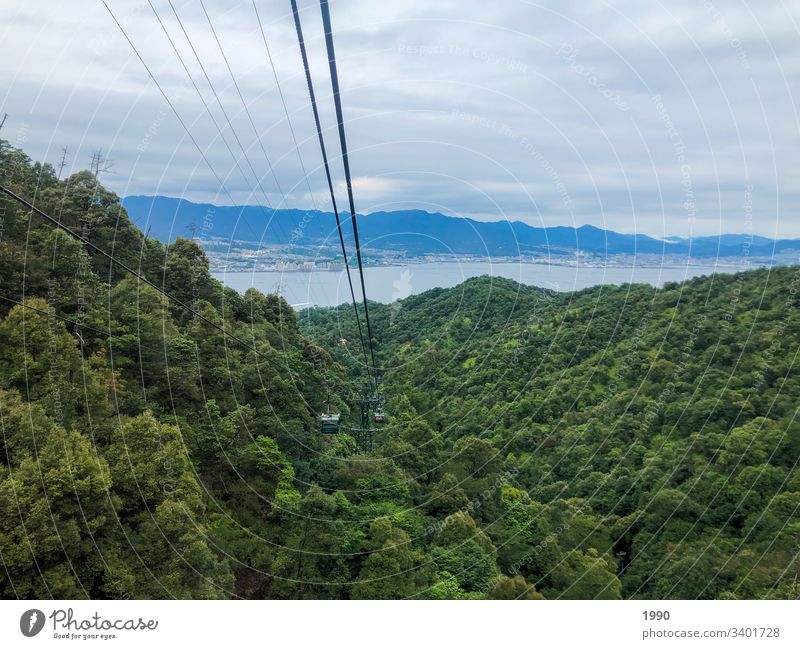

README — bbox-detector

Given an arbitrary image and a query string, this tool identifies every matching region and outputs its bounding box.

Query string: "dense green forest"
[1,140,799,599]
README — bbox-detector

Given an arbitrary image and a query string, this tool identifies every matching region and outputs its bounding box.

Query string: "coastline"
[210,258,774,274]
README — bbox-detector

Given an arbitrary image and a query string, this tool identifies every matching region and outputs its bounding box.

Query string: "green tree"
[351,517,430,599]
[488,575,544,600]
[0,426,115,598]
[431,512,498,594]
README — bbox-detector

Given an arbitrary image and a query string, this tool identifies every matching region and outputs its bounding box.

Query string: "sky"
[1,0,799,238]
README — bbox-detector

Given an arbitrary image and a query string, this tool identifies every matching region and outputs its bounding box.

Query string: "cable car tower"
[350,368,386,451]
[351,386,378,451]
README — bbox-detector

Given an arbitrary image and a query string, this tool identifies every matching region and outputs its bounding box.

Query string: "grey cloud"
[1,0,798,237]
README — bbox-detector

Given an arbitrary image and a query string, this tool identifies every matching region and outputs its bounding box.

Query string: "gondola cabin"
[320,413,341,434]
[373,409,387,424]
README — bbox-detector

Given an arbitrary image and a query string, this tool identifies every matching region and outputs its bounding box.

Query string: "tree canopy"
[2,139,799,599]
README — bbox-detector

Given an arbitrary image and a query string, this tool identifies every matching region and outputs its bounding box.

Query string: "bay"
[212,261,745,308]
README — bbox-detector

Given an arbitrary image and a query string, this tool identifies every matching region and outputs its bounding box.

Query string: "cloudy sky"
[1,0,799,237]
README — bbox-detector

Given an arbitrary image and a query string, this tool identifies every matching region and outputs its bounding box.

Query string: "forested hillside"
[1,140,799,599]
[303,263,800,599]
[0,141,348,598]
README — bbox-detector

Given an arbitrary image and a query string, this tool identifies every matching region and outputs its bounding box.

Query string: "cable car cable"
[252,0,319,212]
[318,0,378,387]
[108,0,330,329]
[148,0,272,240]
[104,0,372,429]
[102,1,247,219]
[155,1,322,302]
[199,0,289,205]
[289,0,371,376]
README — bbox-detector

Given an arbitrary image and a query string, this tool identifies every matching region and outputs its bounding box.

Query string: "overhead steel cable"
[289,0,370,375]
[151,0,261,197]
[106,1,327,319]
[164,0,279,211]
[103,0,292,352]
[198,0,289,206]
[0,296,107,340]
[252,0,319,212]
[147,0,269,241]
[102,0,244,215]
[102,0,284,283]
[153,0,324,278]
[318,0,378,386]
[169,0,330,308]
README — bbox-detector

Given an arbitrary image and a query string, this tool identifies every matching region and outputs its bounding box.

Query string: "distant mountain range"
[122,195,800,259]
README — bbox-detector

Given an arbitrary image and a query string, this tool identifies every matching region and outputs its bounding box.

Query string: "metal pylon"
[354,385,379,451]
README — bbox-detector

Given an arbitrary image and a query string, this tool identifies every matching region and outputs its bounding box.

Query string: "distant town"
[200,236,786,273]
